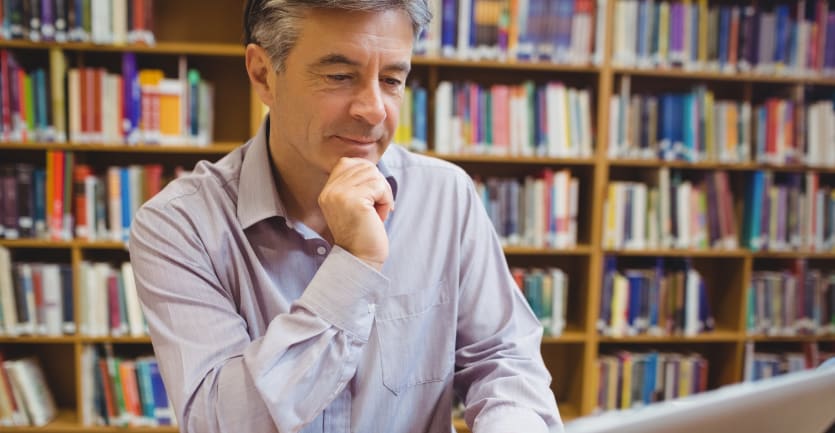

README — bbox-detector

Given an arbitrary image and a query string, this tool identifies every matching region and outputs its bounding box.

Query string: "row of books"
[612,0,835,77]
[80,345,174,427]
[473,169,579,249]
[0,354,55,426]
[609,81,752,163]
[510,267,569,336]
[0,248,146,338]
[273,81,832,170]
[0,0,155,45]
[0,157,170,242]
[603,169,835,254]
[611,79,835,167]
[0,247,73,336]
[602,169,739,251]
[747,351,813,381]
[742,341,834,382]
[416,0,602,64]
[68,61,214,146]
[598,257,715,338]
[78,261,144,338]
[746,265,835,337]
[0,49,62,143]
[596,351,708,412]
[392,82,428,152]
[742,171,835,253]
[434,80,594,157]
[0,50,215,146]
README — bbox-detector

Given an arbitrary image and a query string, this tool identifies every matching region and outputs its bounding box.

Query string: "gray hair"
[246,0,431,72]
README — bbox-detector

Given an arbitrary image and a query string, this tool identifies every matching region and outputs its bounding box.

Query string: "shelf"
[73,241,130,250]
[0,239,76,248]
[613,66,835,85]
[428,151,596,166]
[0,141,240,154]
[0,39,244,56]
[598,331,742,343]
[745,334,835,343]
[2,409,178,432]
[603,249,748,258]
[751,251,835,260]
[609,159,759,171]
[3,409,78,433]
[413,56,599,73]
[0,336,76,344]
[0,239,129,250]
[0,336,154,344]
[504,245,593,255]
[543,331,588,343]
[81,336,153,344]
[804,165,835,175]
[607,159,835,173]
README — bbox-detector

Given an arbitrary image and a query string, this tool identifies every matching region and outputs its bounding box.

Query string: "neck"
[269,136,331,239]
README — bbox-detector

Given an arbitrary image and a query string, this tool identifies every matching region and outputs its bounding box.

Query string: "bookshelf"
[2,0,835,431]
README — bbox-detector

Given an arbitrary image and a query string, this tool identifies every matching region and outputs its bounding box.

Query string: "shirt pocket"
[374,279,456,395]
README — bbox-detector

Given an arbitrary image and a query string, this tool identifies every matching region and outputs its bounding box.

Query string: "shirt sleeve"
[452,176,565,433]
[129,202,388,433]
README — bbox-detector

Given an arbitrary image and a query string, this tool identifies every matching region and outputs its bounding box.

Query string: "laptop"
[565,364,835,433]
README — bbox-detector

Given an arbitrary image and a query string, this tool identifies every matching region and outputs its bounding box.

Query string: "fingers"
[326,157,394,221]
[373,177,394,221]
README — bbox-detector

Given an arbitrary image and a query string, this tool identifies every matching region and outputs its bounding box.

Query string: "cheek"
[385,101,401,131]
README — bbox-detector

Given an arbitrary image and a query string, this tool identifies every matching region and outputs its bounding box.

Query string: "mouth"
[334,135,379,146]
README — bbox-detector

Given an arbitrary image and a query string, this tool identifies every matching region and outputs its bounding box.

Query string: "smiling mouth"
[335,136,378,145]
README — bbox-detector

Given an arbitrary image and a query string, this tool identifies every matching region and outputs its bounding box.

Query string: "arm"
[453,178,564,433]
[130,203,387,433]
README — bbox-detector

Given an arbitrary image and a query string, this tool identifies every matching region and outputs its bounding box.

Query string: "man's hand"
[319,157,393,271]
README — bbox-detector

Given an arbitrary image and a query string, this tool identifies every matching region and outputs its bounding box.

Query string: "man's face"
[269,8,414,175]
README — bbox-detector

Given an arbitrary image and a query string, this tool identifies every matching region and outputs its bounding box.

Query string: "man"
[129,1,563,432]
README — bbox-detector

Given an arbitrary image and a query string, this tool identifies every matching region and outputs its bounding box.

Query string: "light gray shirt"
[129,119,563,433]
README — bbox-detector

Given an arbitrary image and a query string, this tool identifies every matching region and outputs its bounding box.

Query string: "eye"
[382,77,403,87]
[327,74,352,82]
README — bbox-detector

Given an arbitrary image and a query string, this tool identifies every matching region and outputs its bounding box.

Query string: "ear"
[245,44,275,107]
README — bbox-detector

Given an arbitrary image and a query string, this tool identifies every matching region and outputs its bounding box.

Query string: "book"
[4,357,56,426]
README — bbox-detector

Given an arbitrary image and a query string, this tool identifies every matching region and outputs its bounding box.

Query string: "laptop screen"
[566,366,835,433]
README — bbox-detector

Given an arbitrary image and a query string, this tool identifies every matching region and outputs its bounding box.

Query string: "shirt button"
[316,246,327,255]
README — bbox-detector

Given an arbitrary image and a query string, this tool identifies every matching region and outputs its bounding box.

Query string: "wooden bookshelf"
[2,0,835,432]
[613,65,835,87]
[597,331,744,344]
[0,409,181,433]
[504,245,594,256]
[427,152,596,166]
[608,158,835,174]
[0,39,244,57]
[413,55,599,72]
[0,142,240,154]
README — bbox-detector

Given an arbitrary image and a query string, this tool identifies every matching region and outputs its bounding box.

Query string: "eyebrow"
[311,53,411,74]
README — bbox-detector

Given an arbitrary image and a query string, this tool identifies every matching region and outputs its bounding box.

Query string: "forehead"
[290,8,414,62]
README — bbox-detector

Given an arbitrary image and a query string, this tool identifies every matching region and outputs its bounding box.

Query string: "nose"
[349,79,387,126]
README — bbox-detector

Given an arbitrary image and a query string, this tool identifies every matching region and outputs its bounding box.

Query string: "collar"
[237,117,399,229]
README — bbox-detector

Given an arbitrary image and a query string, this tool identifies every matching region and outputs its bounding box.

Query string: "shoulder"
[142,146,244,213]
[132,144,248,239]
